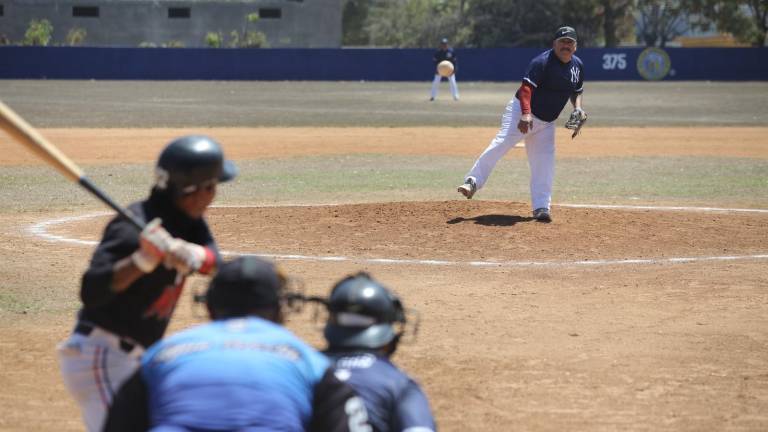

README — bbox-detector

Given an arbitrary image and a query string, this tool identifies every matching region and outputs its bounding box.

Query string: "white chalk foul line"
[245,252,768,268]
[26,204,768,268]
[27,212,110,246]
[559,203,768,213]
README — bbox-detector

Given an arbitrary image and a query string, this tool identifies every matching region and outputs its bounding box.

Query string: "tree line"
[342,0,768,48]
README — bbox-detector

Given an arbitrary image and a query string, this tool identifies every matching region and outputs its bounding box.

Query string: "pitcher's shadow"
[447,214,534,226]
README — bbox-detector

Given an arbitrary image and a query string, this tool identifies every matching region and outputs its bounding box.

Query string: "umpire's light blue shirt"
[141,317,330,431]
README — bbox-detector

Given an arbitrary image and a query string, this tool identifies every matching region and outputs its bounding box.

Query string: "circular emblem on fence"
[637,47,672,81]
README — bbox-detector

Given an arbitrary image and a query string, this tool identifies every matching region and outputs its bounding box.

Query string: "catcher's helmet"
[324,272,406,350]
[155,135,237,195]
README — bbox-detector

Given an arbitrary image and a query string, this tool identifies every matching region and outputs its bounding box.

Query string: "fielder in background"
[57,135,237,432]
[457,26,588,223]
[104,256,372,432]
[430,37,460,101]
[324,272,437,432]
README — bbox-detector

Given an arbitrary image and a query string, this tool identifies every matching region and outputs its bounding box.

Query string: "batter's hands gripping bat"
[0,101,146,231]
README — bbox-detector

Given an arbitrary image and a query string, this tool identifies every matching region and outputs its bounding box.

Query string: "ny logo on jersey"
[570,67,580,84]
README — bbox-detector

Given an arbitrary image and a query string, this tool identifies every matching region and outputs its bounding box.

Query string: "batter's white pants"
[430,74,460,100]
[464,98,556,211]
[57,326,144,432]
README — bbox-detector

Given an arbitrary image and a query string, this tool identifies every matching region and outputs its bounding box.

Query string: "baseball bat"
[0,101,145,231]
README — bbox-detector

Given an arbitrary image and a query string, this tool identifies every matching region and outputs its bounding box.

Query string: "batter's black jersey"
[433,48,457,66]
[327,351,436,432]
[79,190,221,348]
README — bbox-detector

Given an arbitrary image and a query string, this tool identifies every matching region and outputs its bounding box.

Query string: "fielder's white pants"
[464,98,556,211]
[430,74,460,100]
[57,326,144,432]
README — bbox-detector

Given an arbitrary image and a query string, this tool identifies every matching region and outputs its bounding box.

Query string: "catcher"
[458,26,587,222]
[323,272,436,432]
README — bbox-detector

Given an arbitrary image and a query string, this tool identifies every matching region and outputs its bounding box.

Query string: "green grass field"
[0,80,766,127]
[1,80,766,212]
[2,155,767,215]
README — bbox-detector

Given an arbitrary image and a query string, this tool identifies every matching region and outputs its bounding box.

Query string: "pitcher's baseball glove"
[564,108,587,138]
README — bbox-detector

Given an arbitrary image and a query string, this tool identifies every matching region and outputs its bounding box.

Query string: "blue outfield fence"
[0,46,765,81]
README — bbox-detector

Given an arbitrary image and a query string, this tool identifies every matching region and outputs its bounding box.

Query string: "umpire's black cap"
[206,257,284,316]
[554,26,578,42]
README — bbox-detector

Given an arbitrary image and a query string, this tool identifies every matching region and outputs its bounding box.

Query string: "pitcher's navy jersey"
[518,49,584,122]
[328,352,436,432]
[142,317,331,430]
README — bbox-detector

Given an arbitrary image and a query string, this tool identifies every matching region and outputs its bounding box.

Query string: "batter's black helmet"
[324,272,407,350]
[154,135,238,195]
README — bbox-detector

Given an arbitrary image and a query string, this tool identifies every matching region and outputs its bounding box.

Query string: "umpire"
[104,256,372,432]
[57,135,237,432]
[324,273,437,432]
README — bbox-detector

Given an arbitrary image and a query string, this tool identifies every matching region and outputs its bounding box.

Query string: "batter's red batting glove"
[132,218,172,273]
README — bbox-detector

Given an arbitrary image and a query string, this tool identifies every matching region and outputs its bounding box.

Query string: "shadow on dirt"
[447,214,533,226]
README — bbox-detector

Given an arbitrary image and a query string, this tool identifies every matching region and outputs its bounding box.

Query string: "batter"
[56,135,237,432]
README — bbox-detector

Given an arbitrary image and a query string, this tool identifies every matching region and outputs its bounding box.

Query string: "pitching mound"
[52,201,767,264]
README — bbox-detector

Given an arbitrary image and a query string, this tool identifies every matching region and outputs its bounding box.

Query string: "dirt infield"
[1,124,767,431]
[2,127,767,166]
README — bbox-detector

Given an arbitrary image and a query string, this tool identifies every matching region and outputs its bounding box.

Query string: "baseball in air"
[437,60,454,77]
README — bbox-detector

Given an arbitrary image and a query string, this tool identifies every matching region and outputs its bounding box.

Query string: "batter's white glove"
[164,239,208,275]
[132,218,172,273]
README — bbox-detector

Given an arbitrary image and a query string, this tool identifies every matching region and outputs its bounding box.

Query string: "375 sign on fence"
[601,53,627,70]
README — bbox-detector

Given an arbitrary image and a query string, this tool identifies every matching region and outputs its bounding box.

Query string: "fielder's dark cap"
[206,257,283,314]
[554,26,577,42]
[440,37,449,44]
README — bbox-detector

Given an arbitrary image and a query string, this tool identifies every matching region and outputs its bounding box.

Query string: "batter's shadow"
[447,214,534,226]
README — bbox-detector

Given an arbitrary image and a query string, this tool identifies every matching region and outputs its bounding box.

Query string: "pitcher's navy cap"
[554,26,577,41]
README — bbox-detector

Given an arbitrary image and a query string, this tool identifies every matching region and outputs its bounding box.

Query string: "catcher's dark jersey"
[433,47,457,66]
[79,190,221,348]
[518,49,584,122]
[328,352,436,432]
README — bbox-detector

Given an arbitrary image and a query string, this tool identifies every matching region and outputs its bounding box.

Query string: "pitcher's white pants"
[430,74,460,100]
[57,327,144,432]
[464,98,556,211]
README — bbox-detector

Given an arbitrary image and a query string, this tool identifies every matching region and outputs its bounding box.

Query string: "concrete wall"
[0,0,342,48]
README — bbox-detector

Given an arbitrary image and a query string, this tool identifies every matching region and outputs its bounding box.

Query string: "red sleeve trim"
[197,247,217,275]
[517,82,533,114]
